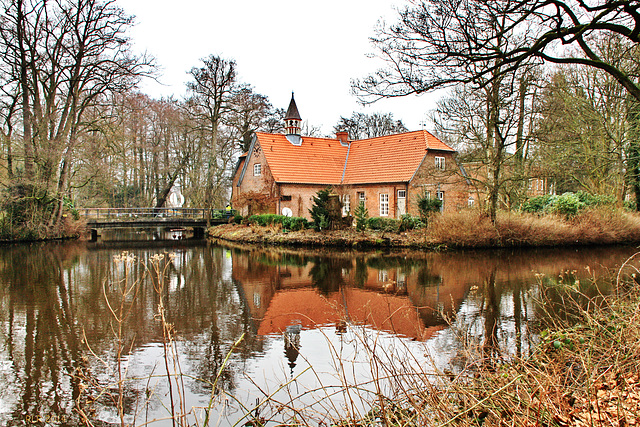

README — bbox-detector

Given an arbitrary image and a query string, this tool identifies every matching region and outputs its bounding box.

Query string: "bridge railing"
[82,207,235,221]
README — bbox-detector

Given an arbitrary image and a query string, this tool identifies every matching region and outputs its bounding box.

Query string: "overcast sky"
[117,0,444,135]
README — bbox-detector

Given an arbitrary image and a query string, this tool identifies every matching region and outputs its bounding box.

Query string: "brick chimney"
[336,131,349,145]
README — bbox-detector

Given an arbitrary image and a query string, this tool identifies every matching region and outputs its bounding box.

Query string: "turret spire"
[284,92,301,136]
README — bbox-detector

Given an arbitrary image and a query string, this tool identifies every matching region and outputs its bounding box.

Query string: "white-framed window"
[378,269,389,283]
[253,163,261,176]
[435,156,445,170]
[342,194,351,216]
[398,190,406,199]
[379,193,389,216]
[358,191,365,203]
[436,191,444,211]
[468,195,475,207]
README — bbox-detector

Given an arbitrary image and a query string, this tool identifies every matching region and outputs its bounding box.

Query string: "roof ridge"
[351,129,425,143]
[254,132,341,142]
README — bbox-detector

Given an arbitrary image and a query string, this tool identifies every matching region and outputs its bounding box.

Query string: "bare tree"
[0,0,154,228]
[533,35,637,202]
[354,0,548,221]
[355,0,640,102]
[187,55,237,216]
[226,84,275,152]
[333,112,408,140]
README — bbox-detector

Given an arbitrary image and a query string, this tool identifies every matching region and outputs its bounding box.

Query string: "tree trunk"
[16,0,34,179]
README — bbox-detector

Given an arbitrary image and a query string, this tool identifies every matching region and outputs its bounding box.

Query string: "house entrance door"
[397,190,406,217]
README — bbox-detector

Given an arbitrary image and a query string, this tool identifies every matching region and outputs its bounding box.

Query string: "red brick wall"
[278,184,333,218]
[409,151,473,213]
[333,184,408,219]
[231,141,278,216]
[273,183,421,220]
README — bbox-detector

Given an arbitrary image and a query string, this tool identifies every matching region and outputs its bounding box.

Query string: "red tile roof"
[256,133,348,184]
[254,130,454,185]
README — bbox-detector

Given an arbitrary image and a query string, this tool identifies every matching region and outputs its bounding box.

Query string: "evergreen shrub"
[399,214,424,231]
[417,193,442,220]
[309,188,339,231]
[522,191,615,217]
[354,202,369,232]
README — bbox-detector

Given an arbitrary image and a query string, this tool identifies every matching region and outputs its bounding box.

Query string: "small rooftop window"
[286,135,302,146]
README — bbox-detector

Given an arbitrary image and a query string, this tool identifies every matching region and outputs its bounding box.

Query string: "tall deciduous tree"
[0,0,153,229]
[356,0,541,222]
[355,1,640,102]
[226,84,275,152]
[187,55,236,218]
[533,34,640,203]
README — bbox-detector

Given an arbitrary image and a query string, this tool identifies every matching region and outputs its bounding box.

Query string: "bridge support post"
[90,229,99,242]
[193,227,206,239]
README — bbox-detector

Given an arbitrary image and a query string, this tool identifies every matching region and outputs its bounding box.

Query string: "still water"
[0,229,637,426]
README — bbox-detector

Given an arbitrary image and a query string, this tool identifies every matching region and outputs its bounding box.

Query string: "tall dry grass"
[424,208,640,248]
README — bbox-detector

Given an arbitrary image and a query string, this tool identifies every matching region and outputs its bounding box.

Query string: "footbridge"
[83,207,234,240]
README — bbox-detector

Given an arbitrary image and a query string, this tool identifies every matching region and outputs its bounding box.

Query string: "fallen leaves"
[568,371,640,426]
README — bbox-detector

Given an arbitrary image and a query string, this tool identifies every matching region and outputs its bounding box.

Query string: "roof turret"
[284,92,302,138]
[284,92,301,120]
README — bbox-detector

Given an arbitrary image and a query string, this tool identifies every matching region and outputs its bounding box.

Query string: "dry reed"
[425,208,640,248]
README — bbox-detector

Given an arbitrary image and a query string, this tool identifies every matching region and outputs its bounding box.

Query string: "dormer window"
[435,156,445,170]
[253,163,262,176]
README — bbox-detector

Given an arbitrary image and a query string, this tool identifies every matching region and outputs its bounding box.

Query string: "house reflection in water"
[230,247,470,349]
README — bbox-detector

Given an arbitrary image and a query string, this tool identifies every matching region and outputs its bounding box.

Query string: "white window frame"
[253,163,261,176]
[342,194,351,216]
[378,269,389,283]
[468,196,475,207]
[436,191,444,211]
[435,156,445,170]
[397,190,406,199]
[379,193,389,216]
[358,191,366,203]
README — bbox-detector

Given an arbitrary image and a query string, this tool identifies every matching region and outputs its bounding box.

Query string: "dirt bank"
[207,223,431,248]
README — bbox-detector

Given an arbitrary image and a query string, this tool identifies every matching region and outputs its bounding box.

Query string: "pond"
[0,230,637,426]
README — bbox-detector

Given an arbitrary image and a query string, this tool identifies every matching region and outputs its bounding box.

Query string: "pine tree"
[309,188,332,231]
[354,201,369,232]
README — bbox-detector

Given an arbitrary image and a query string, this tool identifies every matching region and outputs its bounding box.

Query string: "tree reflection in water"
[0,239,636,425]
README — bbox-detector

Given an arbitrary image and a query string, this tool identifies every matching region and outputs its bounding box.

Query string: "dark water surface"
[0,231,637,426]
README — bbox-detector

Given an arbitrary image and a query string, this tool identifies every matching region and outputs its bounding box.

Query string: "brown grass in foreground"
[425,208,640,248]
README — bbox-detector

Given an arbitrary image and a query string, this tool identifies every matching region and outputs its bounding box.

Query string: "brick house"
[231,95,472,219]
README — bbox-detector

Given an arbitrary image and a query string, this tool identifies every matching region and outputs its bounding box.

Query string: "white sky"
[117,0,444,135]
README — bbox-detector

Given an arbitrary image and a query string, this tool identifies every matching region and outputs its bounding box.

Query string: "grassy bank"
[209,208,640,249]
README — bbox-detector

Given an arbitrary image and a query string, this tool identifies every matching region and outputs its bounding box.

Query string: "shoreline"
[208,209,640,250]
[207,210,640,250]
